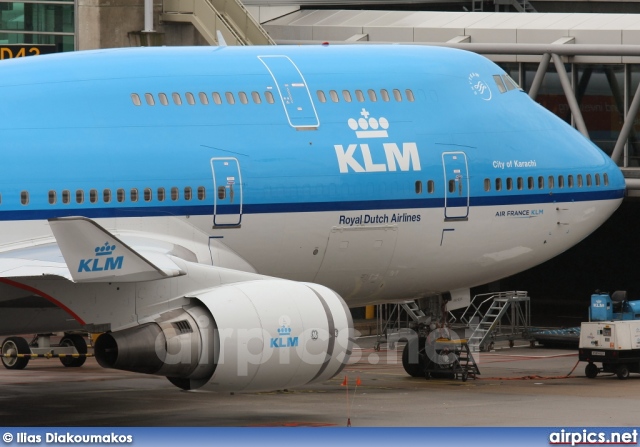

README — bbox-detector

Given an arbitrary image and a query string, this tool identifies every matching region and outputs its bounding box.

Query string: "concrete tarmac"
[0,336,637,427]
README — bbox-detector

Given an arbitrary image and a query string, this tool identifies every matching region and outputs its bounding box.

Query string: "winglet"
[48,217,183,283]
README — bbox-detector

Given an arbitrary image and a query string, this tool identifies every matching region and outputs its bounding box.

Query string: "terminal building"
[2,0,640,318]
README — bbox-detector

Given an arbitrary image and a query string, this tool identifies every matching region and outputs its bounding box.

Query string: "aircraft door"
[258,55,319,129]
[211,157,242,226]
[442,152,470,220]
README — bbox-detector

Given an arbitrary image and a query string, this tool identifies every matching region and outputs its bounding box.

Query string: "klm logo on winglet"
[334,108,421,173]
[270,316,299,348]
[78,242,124,273]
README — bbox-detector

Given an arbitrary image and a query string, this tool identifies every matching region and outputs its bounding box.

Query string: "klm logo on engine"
[78,242,124,273]
[334,108,421,174]
[270,316,299,348]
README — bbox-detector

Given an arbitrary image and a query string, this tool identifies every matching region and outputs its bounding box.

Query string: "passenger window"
[130,188,138,202]
[218,186,226,200]
[158,93,169,106]
[558,175,564,189]
[538,176,544,189]
[212,92,222,105]
[171,187,179,201]
[368,89,377,102]
[48,190,56,205]
[144,188,152,202]
[604,173,609,186]
[427,180,435,194]
[76,189,84,204]
[406,89,415,102]
[21,191,29,205]
[184,186,192,201]
[342,90,352,102]
[355,90,365,102]
[484,178,491,192]
[528,177,534,190]
[380,89,390,102]
[517,177,523,190]
[225,92,235,105]
[317,90,326,103]
[495,178,502,191]
[103,189,111,203]
[185,92,196,105]
[62,190,70,204]
[117,189,125,203]
[493,75,507,94]
[145,93,155,106]
[587,174,592,187]
[578,174,583,187]
[157,187,165,201]
[329,90,339,102]
[393,89,402,101]
[131,93,141,106]
[172,93,182,105]
[568,175,574,188]
[251,91,262,104]
[199,92,209,105]
[595,173,601,186]
[448,179,455,193]
[198,186,206,200]
[265,91,275,104]
[415,180,422,194]
[238,92,248,104]
[89,189,98,203]
[548,176,554,189]
[506,178,513,191]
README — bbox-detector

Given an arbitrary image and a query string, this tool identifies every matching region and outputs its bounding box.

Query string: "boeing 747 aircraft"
[0,44,625,389]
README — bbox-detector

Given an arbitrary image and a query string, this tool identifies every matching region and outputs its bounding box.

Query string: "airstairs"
[162,0,275,46]
[461,291,531,351]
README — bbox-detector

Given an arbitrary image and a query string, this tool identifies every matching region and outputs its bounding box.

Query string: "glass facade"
[499,61,640,166]
[0,1,75,52]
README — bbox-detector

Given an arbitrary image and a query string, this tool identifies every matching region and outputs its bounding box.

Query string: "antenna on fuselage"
[216,31,228,47]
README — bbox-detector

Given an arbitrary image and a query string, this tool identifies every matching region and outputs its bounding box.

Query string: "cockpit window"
[503,75,520,91]
[493,75,507,94]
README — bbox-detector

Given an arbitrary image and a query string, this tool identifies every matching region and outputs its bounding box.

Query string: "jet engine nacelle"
[95,280,353,392]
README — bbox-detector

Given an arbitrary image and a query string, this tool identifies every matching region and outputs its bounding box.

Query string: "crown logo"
[95,242,116,256]
[348,108,389,139]
[277,325,292,336]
